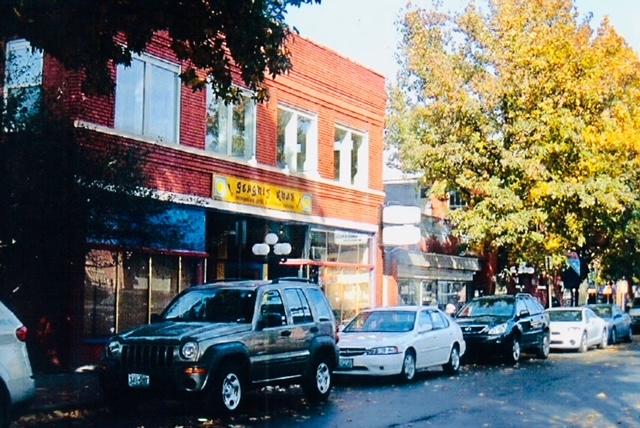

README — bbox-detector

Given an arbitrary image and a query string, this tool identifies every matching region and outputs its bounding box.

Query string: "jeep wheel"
[505,336,521,365]
[211,363,243,414]
[399,350,417,382]
[303,355,332,401]
[610,327,617,345]
[443,346,460,374]
[536,332,550,359]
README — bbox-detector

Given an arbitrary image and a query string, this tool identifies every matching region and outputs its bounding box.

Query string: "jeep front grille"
[121,344,175,369]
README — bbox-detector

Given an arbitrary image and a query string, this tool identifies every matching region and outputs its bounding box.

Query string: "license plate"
[128,373,150,388]
[338,358,353,369]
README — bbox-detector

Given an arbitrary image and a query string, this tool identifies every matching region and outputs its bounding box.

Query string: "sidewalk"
[31,367,103,413]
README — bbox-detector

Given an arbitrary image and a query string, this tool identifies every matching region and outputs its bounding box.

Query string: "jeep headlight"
[106,340,121,358]
[367,346,399,355]
[487,323,508,336]
[181,341,199,360]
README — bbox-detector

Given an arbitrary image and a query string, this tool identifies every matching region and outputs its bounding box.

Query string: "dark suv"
[98,279,338,415]
[454,293,550,364]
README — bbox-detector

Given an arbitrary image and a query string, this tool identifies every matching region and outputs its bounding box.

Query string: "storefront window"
[309,229,370,264]
[398,279,467,309]
[322,267,371,325]
[84,249,205,338]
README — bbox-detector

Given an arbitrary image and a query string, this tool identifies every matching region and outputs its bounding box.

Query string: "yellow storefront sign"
[213,175,312,214]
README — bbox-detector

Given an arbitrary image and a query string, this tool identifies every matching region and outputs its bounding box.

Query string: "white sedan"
[335,306,466,382]
[547,307,608,352]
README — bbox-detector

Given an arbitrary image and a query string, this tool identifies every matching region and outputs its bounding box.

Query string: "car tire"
[578,332,588,353]
[598,329,608,349]
[443,346,460,374]
[399,350,417,382]
[0,384,9,428]
[210,363,244,414]
[505,335,521,365]
[610,328,617,345]
[302,354,333,401]
[536,332,550,359]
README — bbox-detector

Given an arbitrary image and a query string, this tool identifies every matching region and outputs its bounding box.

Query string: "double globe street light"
[252,232,292,279]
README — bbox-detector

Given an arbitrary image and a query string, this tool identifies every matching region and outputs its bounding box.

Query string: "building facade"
[2,33,386,362]
[383,178,485,311]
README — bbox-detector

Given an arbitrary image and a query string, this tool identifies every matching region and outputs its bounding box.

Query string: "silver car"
[0,300,36,428]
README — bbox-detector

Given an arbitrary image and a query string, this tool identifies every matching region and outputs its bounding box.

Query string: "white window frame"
[114,54,181,144]
[334,125,369,188]
[277,106,318,175]
[3,39,43,126]
[205,87,256,161]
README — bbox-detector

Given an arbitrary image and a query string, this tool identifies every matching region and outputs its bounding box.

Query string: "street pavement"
[29,366,103,413]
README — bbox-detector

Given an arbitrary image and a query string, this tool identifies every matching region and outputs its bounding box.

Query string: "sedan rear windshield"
[548,310,582,322]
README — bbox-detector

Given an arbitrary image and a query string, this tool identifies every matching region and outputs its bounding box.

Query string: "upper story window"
[334,126,368,188]
[114,54,180,144]
[206,88,256,161]
[4,39,43,126]
[277,106,318,175]
[449,190,467,210]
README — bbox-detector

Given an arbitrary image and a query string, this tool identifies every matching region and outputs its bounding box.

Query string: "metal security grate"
[121,344,175,369]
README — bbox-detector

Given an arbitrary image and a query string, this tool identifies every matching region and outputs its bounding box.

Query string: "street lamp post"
[252,232,291,279]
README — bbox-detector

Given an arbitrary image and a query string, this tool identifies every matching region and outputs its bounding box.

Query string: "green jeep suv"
[98,279,338,415]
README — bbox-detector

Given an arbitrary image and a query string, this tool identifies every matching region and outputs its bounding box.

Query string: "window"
[4,39,43,126]
[115,55,180,143]
[206,88,256,160]
[277,107,318,174]
[284,288,313,324]
[334,127,368,187]
[449,190,467,210]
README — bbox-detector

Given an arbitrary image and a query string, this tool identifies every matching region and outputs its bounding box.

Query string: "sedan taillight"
[15,325,28,342]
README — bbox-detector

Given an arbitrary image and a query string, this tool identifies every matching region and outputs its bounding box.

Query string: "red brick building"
[2,33,386,363]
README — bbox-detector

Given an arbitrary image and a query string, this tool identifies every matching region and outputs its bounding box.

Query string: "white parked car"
[0,300,36,428]
[547,307,608,352]
[335,306,466,382]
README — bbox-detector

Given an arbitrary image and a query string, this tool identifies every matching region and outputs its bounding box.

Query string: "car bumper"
[334,353,405,377]
[98,360,209,396]
[462,334,510,358]
[550,331,582,349]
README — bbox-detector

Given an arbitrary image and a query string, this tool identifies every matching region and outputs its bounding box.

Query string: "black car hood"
[118,321,251,342]
[455,315,510,327]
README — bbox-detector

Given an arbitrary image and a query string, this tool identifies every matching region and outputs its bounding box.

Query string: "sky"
[287,0,640,82]
[286,0,640,180]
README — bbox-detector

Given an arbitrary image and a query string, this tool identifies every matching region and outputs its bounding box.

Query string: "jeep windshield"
[456,298,514,319]
[162,288,257,323]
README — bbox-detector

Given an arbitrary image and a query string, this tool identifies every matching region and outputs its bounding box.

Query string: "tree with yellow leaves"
[387,0,640,281]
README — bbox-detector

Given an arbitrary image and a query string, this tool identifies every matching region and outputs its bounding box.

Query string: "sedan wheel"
[578,332,588,353]
[400,351,416,382]
[443,346,460,374]
[610,328,617,345]
[598,329,608,349]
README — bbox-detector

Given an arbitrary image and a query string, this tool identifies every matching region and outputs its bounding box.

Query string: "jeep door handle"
[281,330,292,337]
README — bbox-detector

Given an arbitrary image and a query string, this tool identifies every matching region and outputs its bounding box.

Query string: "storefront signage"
[213,175,312,214]
[334,231,368,245]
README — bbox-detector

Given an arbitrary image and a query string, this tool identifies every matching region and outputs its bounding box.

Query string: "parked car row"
[3,283,634,426]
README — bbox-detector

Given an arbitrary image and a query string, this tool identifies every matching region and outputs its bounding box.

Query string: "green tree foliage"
[387,0,640,276]
[0,0,320,100]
